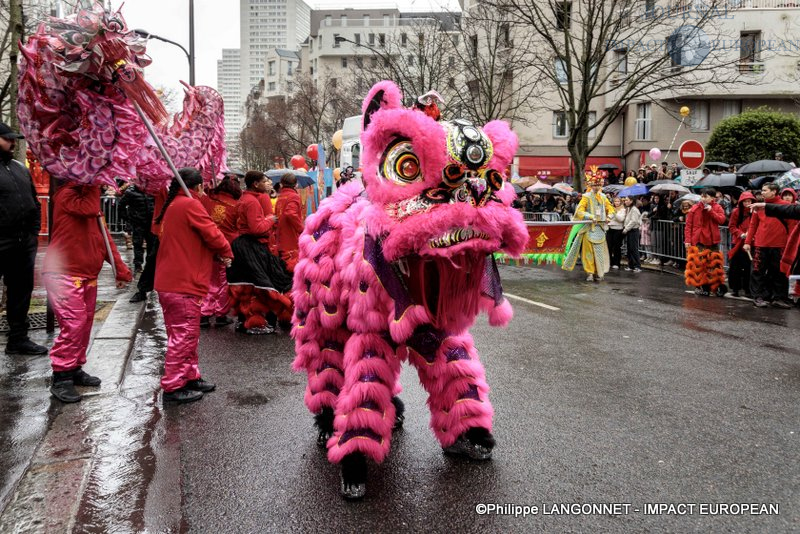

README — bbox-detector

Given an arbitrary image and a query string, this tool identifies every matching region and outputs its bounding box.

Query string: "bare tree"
[239,72,360,170]
[481,0,750,189]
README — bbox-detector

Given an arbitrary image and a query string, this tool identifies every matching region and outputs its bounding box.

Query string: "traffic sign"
[680,169,702,186]
[679,140,705,170]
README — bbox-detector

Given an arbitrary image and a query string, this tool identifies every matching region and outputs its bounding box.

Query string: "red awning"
[518,156,572,178]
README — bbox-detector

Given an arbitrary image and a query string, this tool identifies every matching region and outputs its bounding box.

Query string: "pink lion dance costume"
[291,81,528,499]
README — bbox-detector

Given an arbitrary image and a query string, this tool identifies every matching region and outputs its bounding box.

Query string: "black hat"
[0,123,24,140]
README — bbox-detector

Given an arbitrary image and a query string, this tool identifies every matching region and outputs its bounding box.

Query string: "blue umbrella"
[618,184,649,197]
[265,168,316,188]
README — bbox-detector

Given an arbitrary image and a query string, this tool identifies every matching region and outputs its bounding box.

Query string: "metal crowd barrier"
[638,219,733,269]
[521,212,572,222]
[37,195,126,236]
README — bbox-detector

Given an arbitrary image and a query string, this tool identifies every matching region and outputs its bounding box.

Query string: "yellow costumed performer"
[562,166,615,281]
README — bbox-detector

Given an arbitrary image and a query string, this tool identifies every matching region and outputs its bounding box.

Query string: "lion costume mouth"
[428,228,492,249]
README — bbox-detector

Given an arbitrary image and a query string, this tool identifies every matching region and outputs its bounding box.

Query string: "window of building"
[645,0,656,18]
[408,55,415,66]
[355,33,361,44]
[369,33,375,45]
[740,31,762,72]
[356,57,363,68]
[448,56,455,68]
[331,78,337,88]
[379,34,386,47]
[555,2,572,31]
[448,77,455,89]
[371,57,378,67]
[722,100,742,118]
[614,48,627,75]
[470,35,478,58]
[268,61,275,75]
[341,57,348,68]
[501,23,511,47]
[268,82,276,91]
[383,14,390,25]
[363,15,369,25]
[635,103,651,140]
[333,33,340,48]
[553,111,569,138]
[287,82,293,92]
[401,33,407,47]
[555,58,568,84]
[340,15,347,26]
[691,101,710,131]
[287,62,293,76]
[325,15,331,26]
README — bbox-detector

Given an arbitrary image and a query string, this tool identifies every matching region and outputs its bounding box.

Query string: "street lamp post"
[134,28,195,86]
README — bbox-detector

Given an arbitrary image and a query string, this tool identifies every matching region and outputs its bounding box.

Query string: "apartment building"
[262,48,300,97]
[239,0,311,103]
[217,48,243,166]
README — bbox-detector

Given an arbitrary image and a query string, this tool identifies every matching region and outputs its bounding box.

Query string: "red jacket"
[43,184,131,281]
[154,193,233,298]
[237,190,275,244]
[275,187,304,256]
[684,201,726,246]
[150,188,168,237]
[747,196,794,248]
[201,191,239,243]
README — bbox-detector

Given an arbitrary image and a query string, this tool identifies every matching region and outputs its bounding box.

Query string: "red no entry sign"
[679,140,705,170]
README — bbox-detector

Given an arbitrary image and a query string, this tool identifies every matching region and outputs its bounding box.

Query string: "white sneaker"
[611,265,619,270]
[624,267,633,271]
[633,268,642,273]
[586,275,595,282]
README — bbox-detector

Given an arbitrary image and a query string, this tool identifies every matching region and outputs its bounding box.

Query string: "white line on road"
[505,292,561,311]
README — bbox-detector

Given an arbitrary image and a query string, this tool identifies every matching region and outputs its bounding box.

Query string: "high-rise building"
[239,0,311,103]
[217,48,243,166]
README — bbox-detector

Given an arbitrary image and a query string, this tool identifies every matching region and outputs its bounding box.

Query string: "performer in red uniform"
[199,174,241,327]
[274,172,305,272]
[227,171,293,334]
[43,183,132,403]
[154,168,233,404]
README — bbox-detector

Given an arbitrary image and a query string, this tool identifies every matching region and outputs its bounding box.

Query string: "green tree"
[707,108,800,166]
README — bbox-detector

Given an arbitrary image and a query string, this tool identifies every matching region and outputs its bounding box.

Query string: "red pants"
[200,262,230,317]
[44,273,97,372]
[158,292,202,392]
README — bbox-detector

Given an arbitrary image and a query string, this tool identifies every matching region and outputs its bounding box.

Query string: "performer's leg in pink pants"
[158,292,203,392]
[200,263,230,317]
[44,273,97,372]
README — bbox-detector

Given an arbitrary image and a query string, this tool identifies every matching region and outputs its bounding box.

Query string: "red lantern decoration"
[290,155,306,169]
[306,144,319,161]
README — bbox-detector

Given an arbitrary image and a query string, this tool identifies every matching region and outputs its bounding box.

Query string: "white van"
[340,115,362,170]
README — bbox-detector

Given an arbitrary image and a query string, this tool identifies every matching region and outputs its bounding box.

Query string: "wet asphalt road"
[162,265,798,533]
[2,263,798,533]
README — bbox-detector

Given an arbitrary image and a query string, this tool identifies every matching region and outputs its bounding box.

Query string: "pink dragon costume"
[291,81,528,499]
[16,3,227,192]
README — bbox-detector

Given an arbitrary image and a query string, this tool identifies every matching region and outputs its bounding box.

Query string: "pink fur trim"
[482,120,518,172]
[486,297,514,327]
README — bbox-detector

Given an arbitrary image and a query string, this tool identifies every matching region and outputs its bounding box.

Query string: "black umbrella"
[691,172,737,188]
[737,160,792,175]
[747,175,775,189]
[512,183,525,195]
[704,161,730,170]
[603,184,625,194]
[265,168,316,188]
[597,163,619,170]
[527,187,564,195]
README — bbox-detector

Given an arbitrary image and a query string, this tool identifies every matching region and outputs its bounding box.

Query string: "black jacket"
[765,202,800,220]
[118,185,155,229]
[0,156,41,237]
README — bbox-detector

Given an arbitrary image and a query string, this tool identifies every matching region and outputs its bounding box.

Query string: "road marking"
[505,292,561,311]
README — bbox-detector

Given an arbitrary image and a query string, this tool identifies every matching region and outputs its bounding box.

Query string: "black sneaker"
[5,339,48,355]
[50,372,82,403]
[199,316,211,329]
[186,378,216,392]
[73,367,101,387]
[163,388,203,404]
[129,291,147,303]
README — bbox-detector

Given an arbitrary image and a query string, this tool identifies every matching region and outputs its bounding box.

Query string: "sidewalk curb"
[0,297,146,532]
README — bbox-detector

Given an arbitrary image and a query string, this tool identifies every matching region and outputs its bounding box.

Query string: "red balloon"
[290,155,306,169]
[306,144,319,160]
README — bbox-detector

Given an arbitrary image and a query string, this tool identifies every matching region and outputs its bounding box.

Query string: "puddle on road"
[71,301,183,534]
[227,391,271,407]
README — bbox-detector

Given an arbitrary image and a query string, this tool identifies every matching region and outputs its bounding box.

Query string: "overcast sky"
[110,0,459,103]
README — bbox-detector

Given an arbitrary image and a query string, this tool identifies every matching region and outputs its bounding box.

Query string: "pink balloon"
[649,147,662,161]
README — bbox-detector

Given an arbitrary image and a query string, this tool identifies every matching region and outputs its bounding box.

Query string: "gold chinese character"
[536,231,549,248]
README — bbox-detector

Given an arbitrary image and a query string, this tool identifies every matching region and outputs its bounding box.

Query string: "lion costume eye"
[381,140,422,185]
